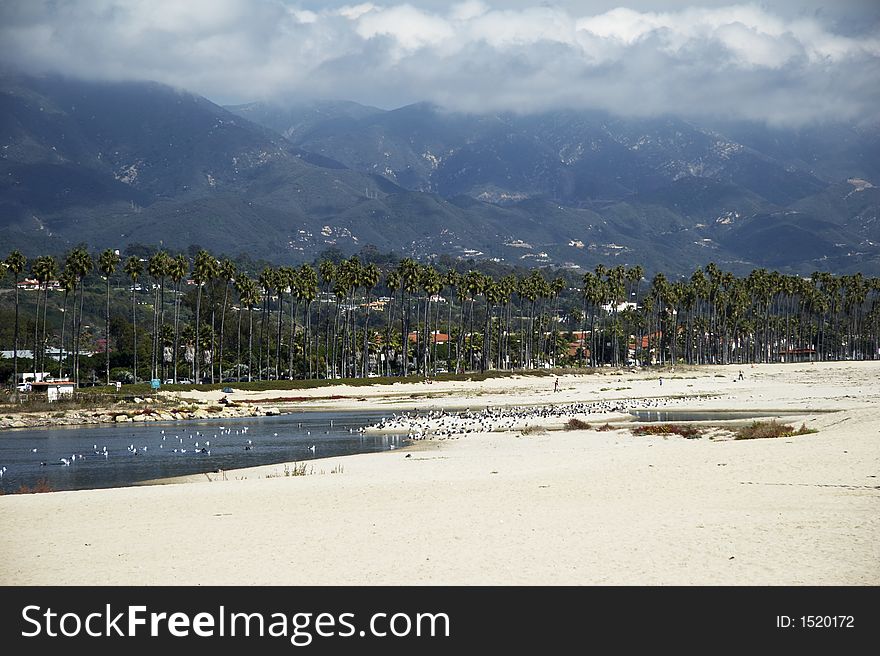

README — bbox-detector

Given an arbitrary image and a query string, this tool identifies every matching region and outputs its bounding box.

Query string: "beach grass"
[734,420,817,440]
[631,424,703,438]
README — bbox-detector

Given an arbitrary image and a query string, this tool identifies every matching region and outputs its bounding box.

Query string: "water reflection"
[630,409,818,422]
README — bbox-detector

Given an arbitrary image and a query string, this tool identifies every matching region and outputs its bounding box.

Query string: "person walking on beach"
[738,370,744,381]
[553,377,559,393]
[659,377,663,387]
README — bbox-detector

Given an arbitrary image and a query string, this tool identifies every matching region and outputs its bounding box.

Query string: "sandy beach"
[1,361,878,585]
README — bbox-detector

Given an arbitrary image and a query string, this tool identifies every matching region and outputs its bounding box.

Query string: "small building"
[16,371,51,384]
[777,347,817,363]
[408,331,450,344]
[29,380,75,402]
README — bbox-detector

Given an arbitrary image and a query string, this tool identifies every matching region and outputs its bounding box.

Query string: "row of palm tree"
[580,264,880,366]
[3,247,880,387]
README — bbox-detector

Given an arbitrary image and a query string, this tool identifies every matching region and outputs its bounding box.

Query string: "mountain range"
[2,73,879,275]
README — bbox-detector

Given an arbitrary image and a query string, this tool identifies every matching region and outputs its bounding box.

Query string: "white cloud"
[1,1,878,125]
[356,5,455,51]
[450,1,489,22]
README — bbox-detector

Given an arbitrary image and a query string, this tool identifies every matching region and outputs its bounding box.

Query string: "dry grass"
[631,424,703,439]
[594,423,617,432]
[267,462,313,477]
[564,418,592,430]
[520,425,546,436]
[734,420,817,440]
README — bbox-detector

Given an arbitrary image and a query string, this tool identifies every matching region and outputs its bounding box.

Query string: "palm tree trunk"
[236,301,242,382]
[131,285,138,383]
[59,292,68,379]
[288,296,297,380]
[362,295,372,377]
[331,300,340,378]
[195,285,202,383]
[172,281,181,383]
[276,288,283,380]
[105,276,112,384]
[13,277,21,397]
[41,282,51,375]
[75,282,85,386]
[248,305,254,382]
[219,283,229,382]
[33,282,41,378]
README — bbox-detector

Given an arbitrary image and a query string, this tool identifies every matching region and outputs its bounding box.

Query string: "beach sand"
[1,361,878,585]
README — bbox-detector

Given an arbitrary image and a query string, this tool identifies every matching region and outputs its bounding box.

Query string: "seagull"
[308,444,316,453]
[31,448,37,453]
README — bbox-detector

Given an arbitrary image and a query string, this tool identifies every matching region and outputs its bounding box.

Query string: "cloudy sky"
[2,1,879,125]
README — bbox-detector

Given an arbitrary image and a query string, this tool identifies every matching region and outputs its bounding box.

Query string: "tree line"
[2,247,879,388]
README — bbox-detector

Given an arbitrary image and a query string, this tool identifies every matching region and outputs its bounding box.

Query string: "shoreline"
[1,360,878,585]
[0,399,286,431]
[1,360,866,432]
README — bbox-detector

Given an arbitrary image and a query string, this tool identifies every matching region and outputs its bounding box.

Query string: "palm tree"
[549,277,565,367]
[5,250,27,393]
[168,254,189,382]
[384,269,400,376]
[56,268,76,379]
[318,260,337,378]
[649,273,668,364]
[192,250,218,383]
[443,269,461,372]
[98,249,120,384]
[257,266,276,380]
[233,275,248,381]
[399,259,421,376]
[627,265,644,363]
[67,248,93,386]
[298,264,318,379]
[32,255,58,374]
[275,266,293,380]
[123,256,143,382]
[421,265,442,375]
[236,276,260,382]
[463,270,484,372]
[147,252,168,380]
[283,266,300,379]
[217,259,236,381]
[361,263,381,377]
[499,274,516,369]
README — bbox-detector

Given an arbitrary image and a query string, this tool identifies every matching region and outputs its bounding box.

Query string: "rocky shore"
[0,399,284,431]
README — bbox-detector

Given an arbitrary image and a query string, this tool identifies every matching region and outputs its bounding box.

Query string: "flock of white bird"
[366,395,692,440]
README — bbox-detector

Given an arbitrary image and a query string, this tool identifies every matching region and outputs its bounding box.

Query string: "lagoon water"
[0,410,406,493]
[629,409,820,422]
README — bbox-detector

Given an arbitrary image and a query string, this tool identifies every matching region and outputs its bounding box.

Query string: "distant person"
[659,377,663,387]
[738,370,744,381]
[554,377,559,393]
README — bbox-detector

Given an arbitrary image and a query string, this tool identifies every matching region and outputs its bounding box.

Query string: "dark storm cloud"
[1,1,878,124]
